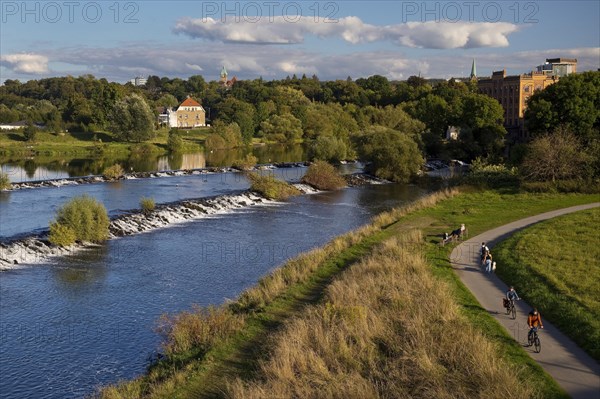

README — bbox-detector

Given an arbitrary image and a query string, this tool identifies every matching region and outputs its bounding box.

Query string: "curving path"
[450,203,600,399]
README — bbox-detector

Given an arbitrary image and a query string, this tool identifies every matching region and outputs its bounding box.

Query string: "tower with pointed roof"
[220,66,228,84]
[470,59,477,81]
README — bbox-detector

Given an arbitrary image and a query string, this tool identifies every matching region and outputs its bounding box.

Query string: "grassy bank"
[230,231,537,398]
[494,208,600,361]
[98,188,598,398]
[0,128,203,157]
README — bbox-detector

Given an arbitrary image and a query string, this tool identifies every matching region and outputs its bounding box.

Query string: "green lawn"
[494,208,600,361]
[0,128,203,157]
[396,190,600,399]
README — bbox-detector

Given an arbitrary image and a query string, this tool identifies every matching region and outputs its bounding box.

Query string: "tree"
[260,113,303,143]
[520,127,590,181]
[525,71,600,142]
[156,94,179,108]
[309,136,348,163]
[110,93,155,142]
[214,97,256,142]
[353,126,424,182]
[204,121,244,150]
[23,122,38,141]
[167,129,184,152]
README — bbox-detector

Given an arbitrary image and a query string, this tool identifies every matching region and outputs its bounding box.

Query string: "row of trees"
[0,74,505,158]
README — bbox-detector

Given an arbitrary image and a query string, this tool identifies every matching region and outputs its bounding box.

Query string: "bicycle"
[528,327,542,353]
[506,299,517,319]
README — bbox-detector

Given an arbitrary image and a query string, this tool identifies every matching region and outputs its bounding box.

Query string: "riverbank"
[97,188,599,398]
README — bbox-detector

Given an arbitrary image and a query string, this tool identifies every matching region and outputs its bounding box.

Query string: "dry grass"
[234,188,459,314]
[96,189,460,398]
[228,231,538,399]
[156,305,245,357]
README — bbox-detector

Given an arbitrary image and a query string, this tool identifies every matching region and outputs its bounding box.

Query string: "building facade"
[477,58,576,140]
[130,76,147,86]
[158,98,206,128]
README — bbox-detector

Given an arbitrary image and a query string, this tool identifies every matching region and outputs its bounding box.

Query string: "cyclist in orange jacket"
[527,308,544,344]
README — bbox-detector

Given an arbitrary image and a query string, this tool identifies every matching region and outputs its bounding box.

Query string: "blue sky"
[1,1,599,83]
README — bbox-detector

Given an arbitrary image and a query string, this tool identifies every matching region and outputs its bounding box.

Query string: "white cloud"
[185,63,203,71]
[173,16,518,49]
[0,53,49,74]
[7,43,597,83]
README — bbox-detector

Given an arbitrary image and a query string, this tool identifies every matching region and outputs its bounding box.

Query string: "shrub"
[167,131,184,153]
[48,222,77,247]
[301,160,346,190]
[23,123,38,142]
[0,172,10,190]
[520,179,600,194]
[232,154,258,171]
[103,164,124,180]
[49,195,110,245]
[245,172,301,201]
[465,158,519,188]
[140,197,155,213]
[130,142,160,155]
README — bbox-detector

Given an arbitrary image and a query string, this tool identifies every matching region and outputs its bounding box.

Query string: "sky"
[1,0,599,83]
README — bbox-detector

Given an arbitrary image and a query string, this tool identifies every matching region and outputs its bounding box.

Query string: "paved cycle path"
[450,203,600,399]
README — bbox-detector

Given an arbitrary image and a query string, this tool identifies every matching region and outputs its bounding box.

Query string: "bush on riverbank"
[48,195,109,246]
[0,172,10,190]
[140,197,155,214]
[167,129,184,153]
[232,154,258,171]
[245,172,301,200]
[301,160,346,190]
[102,164,124,180]
[229,232,536,398]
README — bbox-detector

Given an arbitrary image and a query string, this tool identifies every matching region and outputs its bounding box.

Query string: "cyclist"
[527,308,544,344]
[506,286,519,301]
[504,286,519,310]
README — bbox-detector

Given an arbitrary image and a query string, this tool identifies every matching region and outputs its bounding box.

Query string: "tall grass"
[233,188,459,313]
[156,306,245,357]
[140,197,155,214]
[96,189,459,398]
[229,232,537,398]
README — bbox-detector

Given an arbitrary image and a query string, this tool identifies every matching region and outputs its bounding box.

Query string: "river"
[0,164,430,398]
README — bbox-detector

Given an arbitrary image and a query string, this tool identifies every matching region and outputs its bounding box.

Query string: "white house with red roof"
[158,97,207,128]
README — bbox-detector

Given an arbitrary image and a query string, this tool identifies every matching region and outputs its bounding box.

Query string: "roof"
[179,98,201,107]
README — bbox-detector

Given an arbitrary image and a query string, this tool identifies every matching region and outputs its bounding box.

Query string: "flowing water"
[0,166,429,398]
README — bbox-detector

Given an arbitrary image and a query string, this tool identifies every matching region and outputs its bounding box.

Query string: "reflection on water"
[1,144,307,183]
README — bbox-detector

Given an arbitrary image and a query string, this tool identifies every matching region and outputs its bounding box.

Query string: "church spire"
[470,59,477,80]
